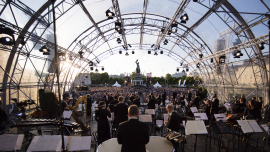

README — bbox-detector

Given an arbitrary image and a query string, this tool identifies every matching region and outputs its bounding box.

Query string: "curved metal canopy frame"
[0,0,269,110]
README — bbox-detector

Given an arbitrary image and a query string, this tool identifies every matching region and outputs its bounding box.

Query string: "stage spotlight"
[154,52,158,56]
[0,25,15,46]
[78,51,84,58]
[106,9,115,19]
[180,62,183,66]
[0,37,15,46]
[89,61,93,66]
[39,46,50,55]
[148,50,151,54]
[233,50,243,58]
[161,28,165,33]
[160,51,163,54]
[177,68,179,72]
[132,51,135,54]
[95,69,98,73]
[199,54,203,58]
[128,44,132,48]
[186,68,189,72]
[90,67,93,70]
[158,44,160,50]
[171,23,178,33]
[115,22,121,32]
[182,70,185,73]
[19,36,26,45]
[193,0,198,2]
[125,52,129,56]
[102,67,104,71]
[119,50,122,54]
[210,58,213,63]
[219,55,226,63]
[197,63,200,68]
[167,30,172,35]
[180,13,189,24]
[151,44,155,48]
[116,38,122,44]
[163,39,168,45]
[69,56,73,61]
[259,43,265,50]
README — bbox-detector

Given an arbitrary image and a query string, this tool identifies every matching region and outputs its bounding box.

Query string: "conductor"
[117,105,149,152]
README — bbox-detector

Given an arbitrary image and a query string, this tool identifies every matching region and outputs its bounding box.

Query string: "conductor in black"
[117,105,150,152]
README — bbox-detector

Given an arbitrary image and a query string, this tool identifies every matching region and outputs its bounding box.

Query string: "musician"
[189,93,200,108]
[0,100,7,132]
[133,95,140,107]
[187,90,192,102]
[95,101,111,144]
[117,105,149,152]
[211,94,219,114]
[109,96,119,113]
[172,90,177,101]
[245,98,261,121]
[61,97,70,115]
[86,94,92,117]
[204,99,212,120]
[240,94,246,104]
[237,98,246,113]
[147,95,156,109]
[162,89,167,106]
[114,96,128,128]
[164,104,179,132]
[156,95,162,106]
[130,93,135,103]
[257,97,263,111]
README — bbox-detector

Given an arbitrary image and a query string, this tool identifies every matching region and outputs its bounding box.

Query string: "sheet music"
[63,111,72,119]
[156,120,163,127]
[190,107,198,113]
[194,113,208,120]
[261,124,269,134]
[69,136,91,151]
[214,114,227,121]
[185,121,197,135]
[248,120,263,133]
[163,114,169,121]
[0,134,24,151]
[139,115,152,122]
[35,136,51,151]
[145,109,155,115]
[27,136,39,152]
[195,121,208,134]
[237,120,254,133]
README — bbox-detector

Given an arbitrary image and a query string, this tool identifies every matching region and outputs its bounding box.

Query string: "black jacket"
[148,98,156,109]
[211,98,219,114]
[0,108,7,131]
[109,100,119,112]
[173,91,177,99]
[167,111,179,132]
[117,119,149,152]
[114,103,128,127]
[133,99,140,107]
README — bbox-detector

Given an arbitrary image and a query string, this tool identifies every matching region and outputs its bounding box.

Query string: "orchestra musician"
[95,101,111,144]
[114,96,129,128]
[204,99,212,120]
[133,95,140,107]
[117,105,149,152]
[164,104,179,132]
[147,95,156,109]
[61,97,70,115]
[211,94,219,115]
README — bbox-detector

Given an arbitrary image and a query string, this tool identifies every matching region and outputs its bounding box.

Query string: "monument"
[132,59,143,86]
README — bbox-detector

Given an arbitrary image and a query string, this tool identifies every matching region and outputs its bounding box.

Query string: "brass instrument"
[66,95,90,131]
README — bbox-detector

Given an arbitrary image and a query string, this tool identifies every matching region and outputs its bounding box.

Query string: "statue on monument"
[135,59,140,74]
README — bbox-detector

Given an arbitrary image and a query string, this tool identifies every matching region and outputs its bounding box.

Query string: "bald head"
[166,104,174,113]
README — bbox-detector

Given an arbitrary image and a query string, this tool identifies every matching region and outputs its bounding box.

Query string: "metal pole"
[51,0,65,151]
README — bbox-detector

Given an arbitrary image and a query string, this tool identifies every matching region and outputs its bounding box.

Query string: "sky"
[1,0,269,78]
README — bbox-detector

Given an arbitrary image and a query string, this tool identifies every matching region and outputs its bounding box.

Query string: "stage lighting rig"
[182,70,185,73]
[148,50,151,54]
[199,54,203,58]
[219,55,226,63]
[210,58,213,63]
[78,51,84,58]
[106,9,115,19]
[164,39,168,45]
[186,67,189,72]
[69,55,73,61]
[259,42,265,50]
[119,50,122,54]
[196,63,200,68]
[151,44,155,48]
[176,68,179,72]
[89,61,94,66]
[233,50,243,58]
[125,52,129,56]
[154,52,158,56]
[95,69,98,73]
[39,45,50,55]
[116,38,122,44]
[160,51,163,54]
[171,23,178,33]
[132,51,135,54]
[180,13,189,24]
[0,25,15,46]
[90,67,94,70]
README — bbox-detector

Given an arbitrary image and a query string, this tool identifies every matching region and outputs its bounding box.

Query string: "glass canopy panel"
[19,0,47,12]
[83,0,112,23]
[54,5,94,48]
[147,0,180,18]
[118,0,144,14]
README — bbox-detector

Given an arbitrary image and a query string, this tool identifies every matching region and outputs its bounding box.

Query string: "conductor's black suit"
[117,119,149,152]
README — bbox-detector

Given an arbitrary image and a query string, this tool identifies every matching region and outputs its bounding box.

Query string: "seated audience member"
[114,96,129,128]
[133,95,140,107]
[95,101,111,144]
[117,105,149,152]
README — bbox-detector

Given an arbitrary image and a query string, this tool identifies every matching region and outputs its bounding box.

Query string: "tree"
[100,72,109,84]
[165,73,172,84]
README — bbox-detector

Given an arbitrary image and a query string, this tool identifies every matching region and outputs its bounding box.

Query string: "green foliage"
[38,89,45,111]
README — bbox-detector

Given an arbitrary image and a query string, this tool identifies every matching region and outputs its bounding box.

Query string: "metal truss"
[154,0,190,50]
[111,0,128,50]
[186,34,269,66]
[139,0,149,49]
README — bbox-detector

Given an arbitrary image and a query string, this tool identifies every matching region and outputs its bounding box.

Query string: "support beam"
[169,0,225,53]
[154,0,190,50]
[139,0,149,49]
[77,0,113,54]
[111,0,128,50]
